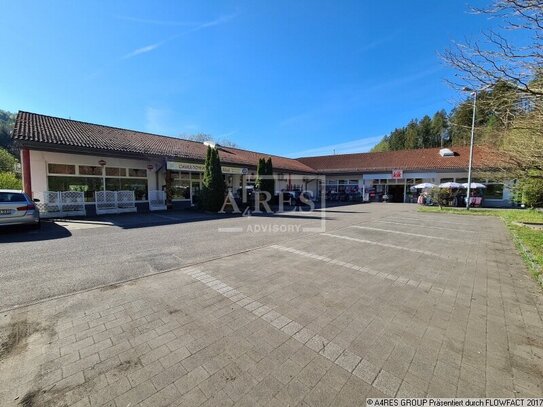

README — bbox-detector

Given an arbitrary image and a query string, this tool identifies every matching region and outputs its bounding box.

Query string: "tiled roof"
[297,146,503,173]
[12,111,315,173]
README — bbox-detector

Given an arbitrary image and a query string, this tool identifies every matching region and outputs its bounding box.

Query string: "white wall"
[29,150,163,200]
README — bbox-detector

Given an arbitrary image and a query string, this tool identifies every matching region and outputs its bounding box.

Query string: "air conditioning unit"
[439,148,455,157]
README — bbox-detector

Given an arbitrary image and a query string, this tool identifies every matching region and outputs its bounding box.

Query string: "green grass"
[419,206,543,287]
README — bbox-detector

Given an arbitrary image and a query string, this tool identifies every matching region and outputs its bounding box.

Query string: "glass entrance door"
[191,181,201,206]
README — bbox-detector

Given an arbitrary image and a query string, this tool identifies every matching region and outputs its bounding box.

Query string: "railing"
[148,190,167,211]
[33,191,86,218]
[95,190,137,215]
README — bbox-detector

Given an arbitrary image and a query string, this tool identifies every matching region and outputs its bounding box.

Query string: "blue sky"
[0,1,494,157]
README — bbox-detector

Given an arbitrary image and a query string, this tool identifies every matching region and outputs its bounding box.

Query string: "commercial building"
[10,111,513,216]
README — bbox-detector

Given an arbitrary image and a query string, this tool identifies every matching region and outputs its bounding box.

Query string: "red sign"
[391,169,403,179]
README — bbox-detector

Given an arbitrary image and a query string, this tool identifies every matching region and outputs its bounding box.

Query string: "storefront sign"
[166,161,247,174]
[391,169,403,179]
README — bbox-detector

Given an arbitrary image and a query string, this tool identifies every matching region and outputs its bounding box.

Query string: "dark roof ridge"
[14,111,296,163]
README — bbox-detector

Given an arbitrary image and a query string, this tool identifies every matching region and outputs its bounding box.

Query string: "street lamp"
[462,85,491,210]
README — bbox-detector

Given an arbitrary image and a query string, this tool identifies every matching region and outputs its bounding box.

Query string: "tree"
[0,147,18,172]
[264,157,275,198]
[404,120,421,149]
[0,172,22,189]
[442,1,543,97]
[431,110,449,147]
[201,146,226,212]
[255,158,266,191]
[0,110,16,150]
[443,0,543,204]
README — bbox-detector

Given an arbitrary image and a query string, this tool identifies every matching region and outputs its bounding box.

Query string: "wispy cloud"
[121,42,163,59]
[356,31,400,54]
[115,16,199,26]
[87,12,239,78]
[121,12,239,61]
[287,135,384,158]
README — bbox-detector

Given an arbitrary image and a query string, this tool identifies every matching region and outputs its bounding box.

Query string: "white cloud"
[122,42,162,59]
[144,107,171,134]
[287,135,384,158]
[115,16,199,26]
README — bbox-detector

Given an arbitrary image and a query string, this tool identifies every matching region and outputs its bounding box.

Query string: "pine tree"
[201,146,226,212]
[265,157,275,198]
[255,158,265,191]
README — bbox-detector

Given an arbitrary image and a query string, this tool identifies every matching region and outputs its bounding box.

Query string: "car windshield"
[0,192,26,203]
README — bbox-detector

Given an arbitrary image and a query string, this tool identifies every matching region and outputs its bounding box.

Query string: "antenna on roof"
[333,149,336,155]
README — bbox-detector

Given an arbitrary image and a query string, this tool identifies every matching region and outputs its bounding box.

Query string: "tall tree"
[201,146,226,212]
[443,0,543,187]
[265,157,275,197]
[404,120,421,149]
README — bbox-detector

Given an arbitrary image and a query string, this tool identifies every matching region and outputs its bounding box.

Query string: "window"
[48,176,104,202]
[48,164,76,175]
[79,165,103,176]
[106,167,127,177]
[120,179,148,200]
[128,168,147,178]
[440,178,454,183]
[0,192,26,202]
[485,184,504,200]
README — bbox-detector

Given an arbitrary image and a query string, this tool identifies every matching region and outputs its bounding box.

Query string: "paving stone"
[115,379,157,407]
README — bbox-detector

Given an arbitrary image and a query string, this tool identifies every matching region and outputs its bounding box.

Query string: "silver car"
[0,189,41,229]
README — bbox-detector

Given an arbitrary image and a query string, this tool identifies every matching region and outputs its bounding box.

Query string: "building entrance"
[387,185,405,203]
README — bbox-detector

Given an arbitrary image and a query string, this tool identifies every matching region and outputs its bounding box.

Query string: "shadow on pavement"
[0,221,72,242]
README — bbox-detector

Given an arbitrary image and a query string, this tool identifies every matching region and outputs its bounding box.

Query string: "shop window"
[106,167,127,177]
[120,179,148,200]
[191,172,201,180]
[79,165,103,176]
[48,176,103,202]
[172,179,190,199]
[48,163,76,175]
[128,168,147,178]
[484,184,504,199]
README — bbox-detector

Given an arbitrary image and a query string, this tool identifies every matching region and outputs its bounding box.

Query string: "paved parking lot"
[0,204,542,406]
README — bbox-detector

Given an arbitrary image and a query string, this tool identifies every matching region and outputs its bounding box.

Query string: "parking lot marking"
[321,233,449,259]
[391,216,478,227]
[269,245,452,296]
[375,219,477,233]
[183,268,395,388]
[349,225,463,242]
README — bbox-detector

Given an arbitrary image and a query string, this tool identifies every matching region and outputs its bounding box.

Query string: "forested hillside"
[370,81,519,152]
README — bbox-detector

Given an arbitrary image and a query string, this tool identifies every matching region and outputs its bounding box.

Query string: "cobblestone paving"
[0,205,542,406]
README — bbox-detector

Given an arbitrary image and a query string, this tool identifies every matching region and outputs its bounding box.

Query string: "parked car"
[0,190,41,229]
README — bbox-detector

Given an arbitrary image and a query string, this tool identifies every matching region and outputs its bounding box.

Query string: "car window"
[0,192,27,203]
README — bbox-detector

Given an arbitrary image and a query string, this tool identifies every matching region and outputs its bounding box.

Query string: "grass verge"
[419,206,543,287]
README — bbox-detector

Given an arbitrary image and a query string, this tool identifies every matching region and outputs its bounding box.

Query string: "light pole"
[463,88,477,210]
[462,85,491,210]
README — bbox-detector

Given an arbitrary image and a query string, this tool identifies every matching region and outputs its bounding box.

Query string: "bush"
[516,175,543,208]
[0,171,22,189]
[429,188,457,208]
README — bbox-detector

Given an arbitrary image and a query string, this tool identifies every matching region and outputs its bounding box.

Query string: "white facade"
[28,150,162,202]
